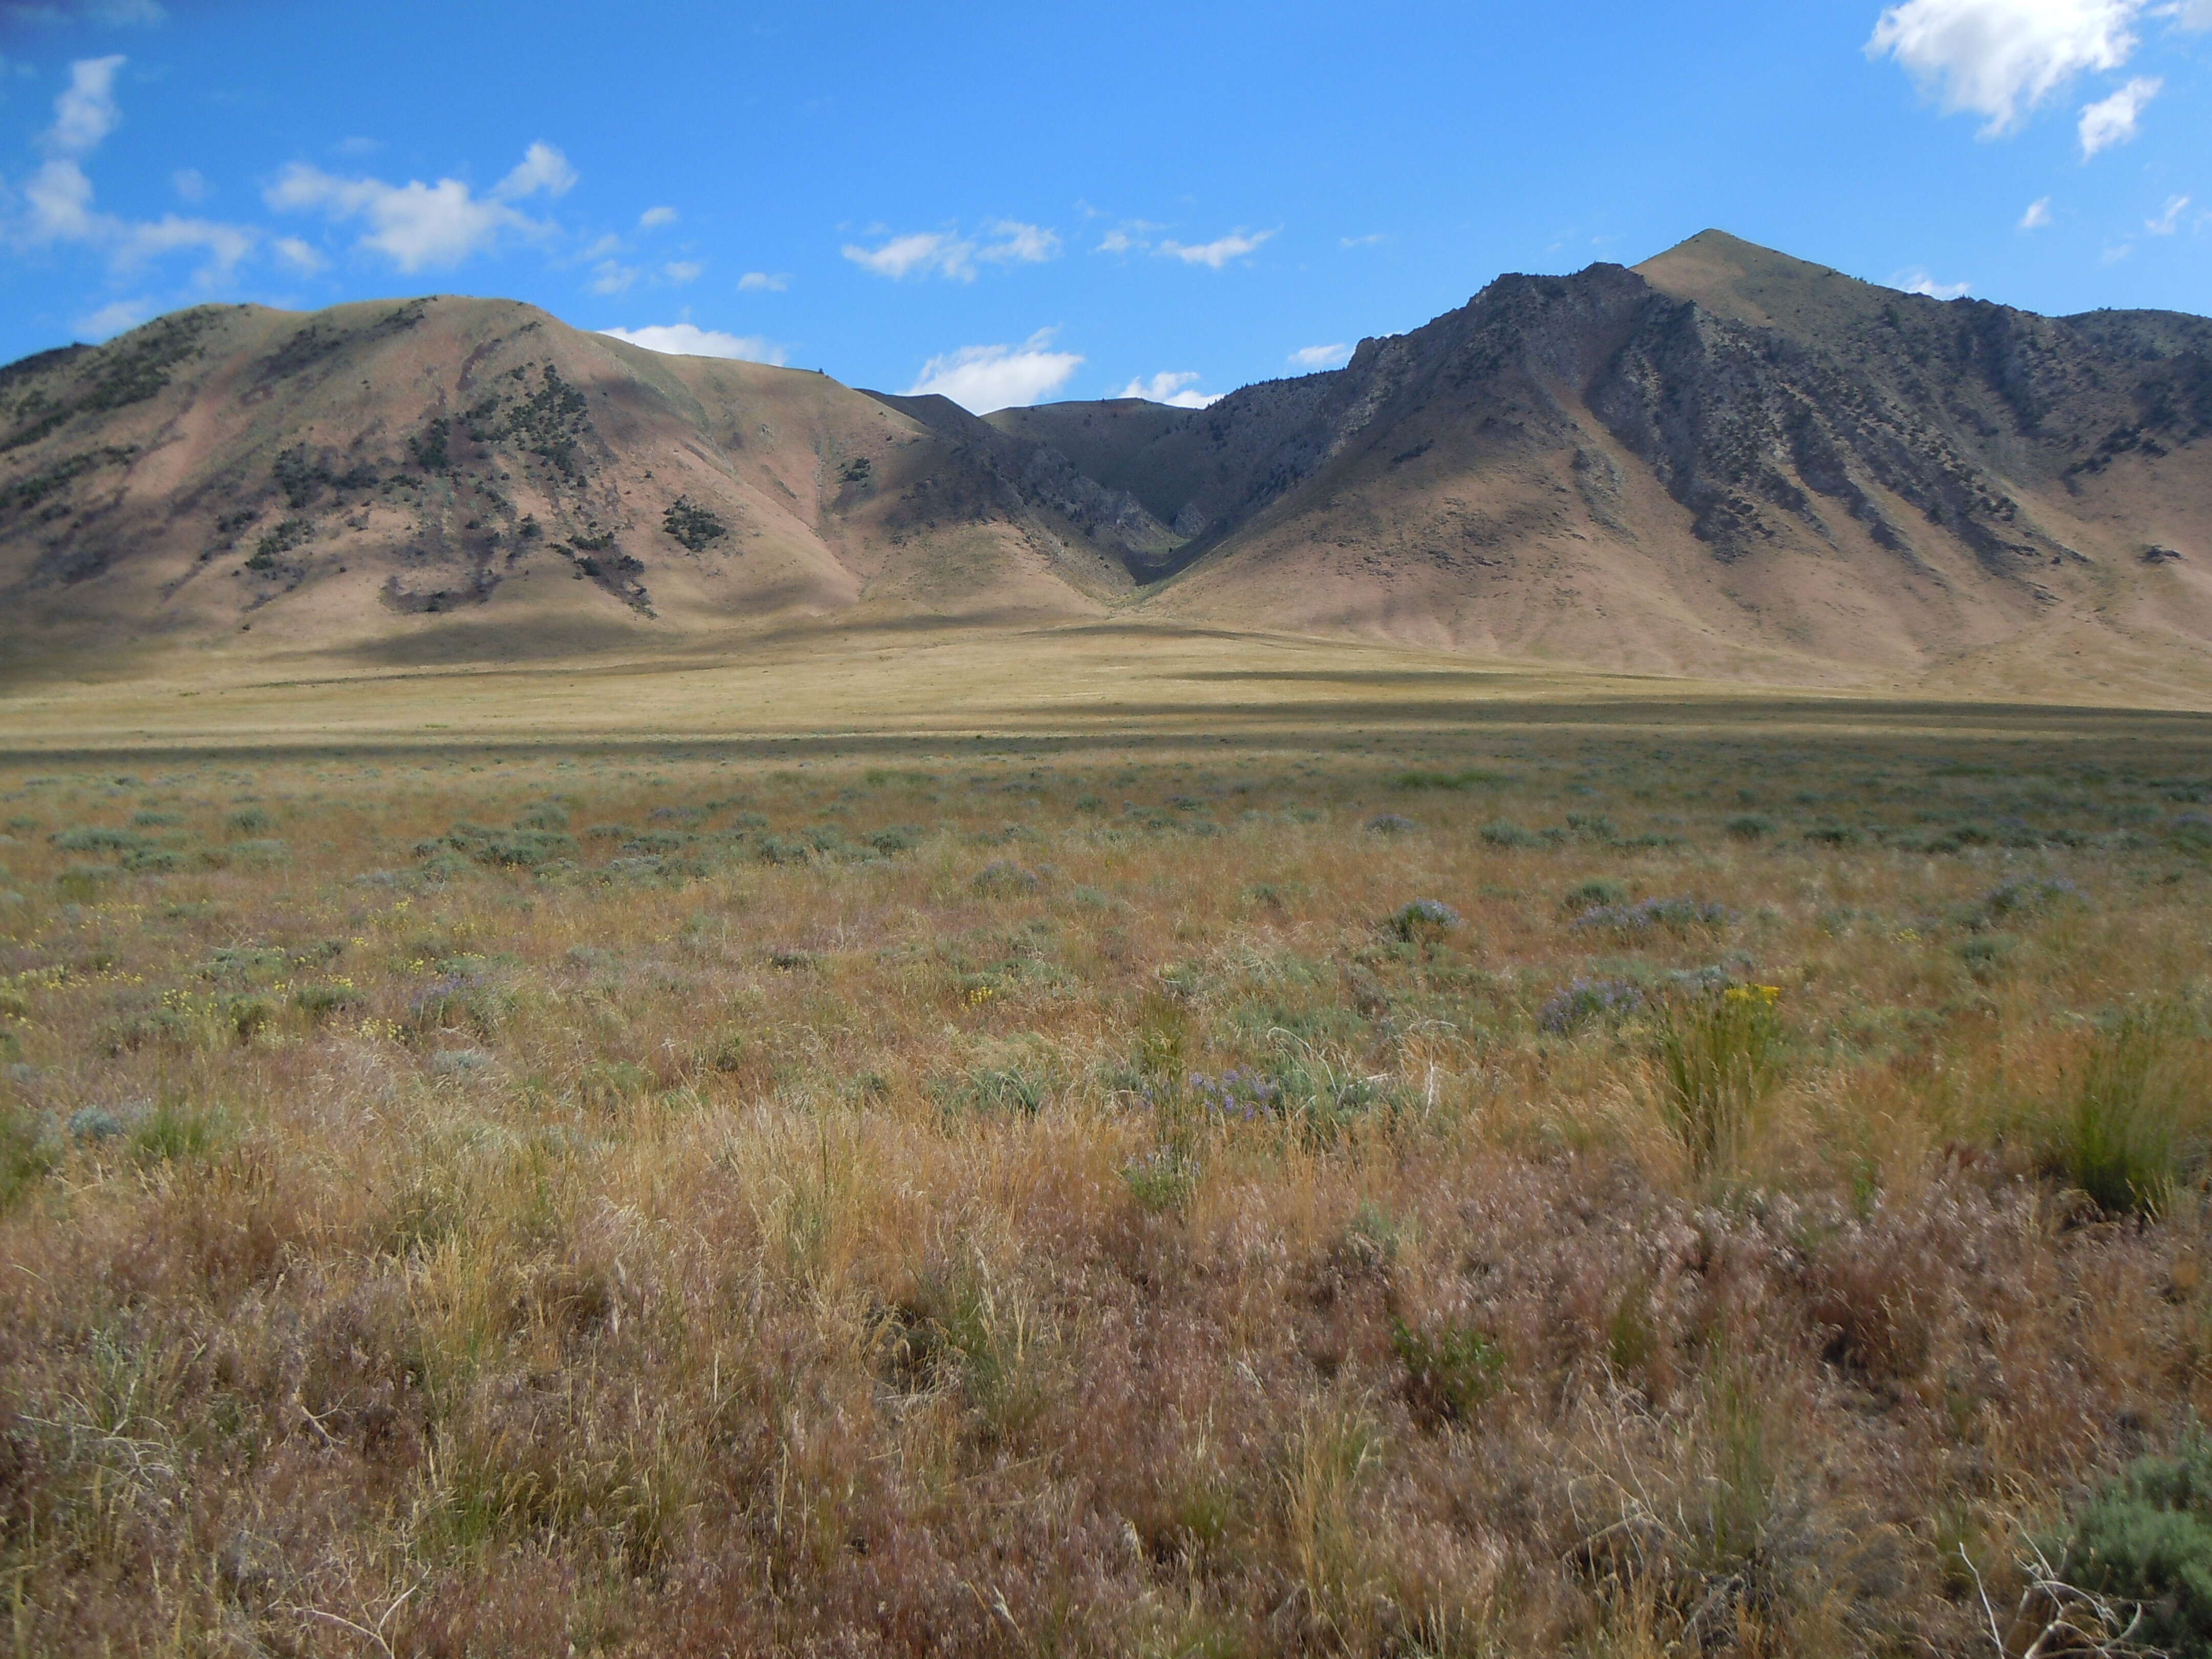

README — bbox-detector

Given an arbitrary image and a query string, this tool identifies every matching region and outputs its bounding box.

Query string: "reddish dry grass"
[0,723,2207,1655]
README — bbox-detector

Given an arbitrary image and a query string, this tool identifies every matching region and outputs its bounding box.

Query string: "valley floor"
[2,624,2210,1655]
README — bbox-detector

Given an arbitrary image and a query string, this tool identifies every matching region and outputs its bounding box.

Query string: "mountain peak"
[1635,228,1873,330]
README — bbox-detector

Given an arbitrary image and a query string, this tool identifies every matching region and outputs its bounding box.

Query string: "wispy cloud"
[1339,232,1386,248]
[738,270,788,292]
[266,141,571,271]
[272,235,325,273]
[905,330,1082,412]
[844,229,971,280]
[1289,342,1351,369]
[2018,195,2053,228]
[76,294,149,338]
[638,205,677,229]
[1156,228,1274,268]
[599,321,786,365]
[842,221,1058,282]
[1891,265,1972,299]
[663,259,703,283]
[2078,73,2159,154]
[2146,192,2190,232]
[1117,370,1220,409]
[587,259,636,294]
[1095,221,1272,266]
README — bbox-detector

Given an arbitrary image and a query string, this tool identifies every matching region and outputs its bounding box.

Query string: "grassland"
[4,622,2212,1656]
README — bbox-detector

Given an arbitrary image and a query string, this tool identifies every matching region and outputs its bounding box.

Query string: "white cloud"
[13,1,164,24]
[7,55,256,282]
[1094,219,1163,254]
[598,322,787,365]
[977,220,1060,264]
[1156,228,1274,268]
[1867,0,2141,135]
[266,146,560,271]
[1339,232,1385,248]
[44,53,122,155]
[840,221,1053,282]
[664,260,703,283]
[272,235,325,273]
[76,295,148,338]
[587,258,637,294]
[333,136,380,158]
[494,141,576,201]
[2103,240,2135,261]
[639,205,677,229]
[2019,195,2053,227]
[171,166,204,202]
[1117,370,1221,409]
[905,332,1083,412]
[117,212,251,272]
[2079,73,2160,153]
[2160,0,2212,25]
[2147,192,2190,231]
[1892,266,1973,297]
[738,270,788,291]
[1289,342,1351,369]
[843,229,974,280]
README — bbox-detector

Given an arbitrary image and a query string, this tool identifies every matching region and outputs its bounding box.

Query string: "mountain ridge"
[3,230,2207,699]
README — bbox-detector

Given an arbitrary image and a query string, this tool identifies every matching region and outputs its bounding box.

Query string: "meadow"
[3,626,2212,1656]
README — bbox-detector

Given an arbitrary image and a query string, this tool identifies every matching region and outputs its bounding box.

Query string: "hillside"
[0,296,1136,669]
[4,232,2209,697]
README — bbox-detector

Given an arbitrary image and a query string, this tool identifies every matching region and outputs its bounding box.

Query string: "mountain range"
[3,229,2207,697]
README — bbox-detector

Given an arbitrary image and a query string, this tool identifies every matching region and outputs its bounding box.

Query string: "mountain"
[4,230,2209,696]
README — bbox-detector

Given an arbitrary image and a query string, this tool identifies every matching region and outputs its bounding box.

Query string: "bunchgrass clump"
[2041,1000,2204,1216]
[1653,983,1784,1175]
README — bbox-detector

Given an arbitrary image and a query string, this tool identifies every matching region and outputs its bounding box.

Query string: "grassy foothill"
[2,650,2211,1655]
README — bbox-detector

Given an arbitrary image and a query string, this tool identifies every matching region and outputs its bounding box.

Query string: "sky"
[0,0,2204,413]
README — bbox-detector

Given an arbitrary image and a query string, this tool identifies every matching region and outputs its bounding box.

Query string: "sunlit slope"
[0,296,1124,668]
[4,231,2210,701]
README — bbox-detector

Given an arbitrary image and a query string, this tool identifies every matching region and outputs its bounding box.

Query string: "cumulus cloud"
[2078,73,2160,152]
[904,331,1082,413]
[2146,192,2190,231]
[2019,195,2053,227]
[1867,0,2141,134]
[1117,370,1221,409]
[44,52,121,154]
[638,205,677,229]
[738,270,788,291]
[598,322,786,364]
[266,142,569,271]
[663,259,702,283]
[1156,228,1274,268]
[842,221,1058,282]
[7,54,255,282]
[1892,265,1973,298]
[1289,342,1351,369]
[494,141,576,201]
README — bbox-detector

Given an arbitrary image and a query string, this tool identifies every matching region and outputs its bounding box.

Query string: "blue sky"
[0,0,2204,411]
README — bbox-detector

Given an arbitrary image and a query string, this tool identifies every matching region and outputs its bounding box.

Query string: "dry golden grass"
[2,624,2210,1655]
